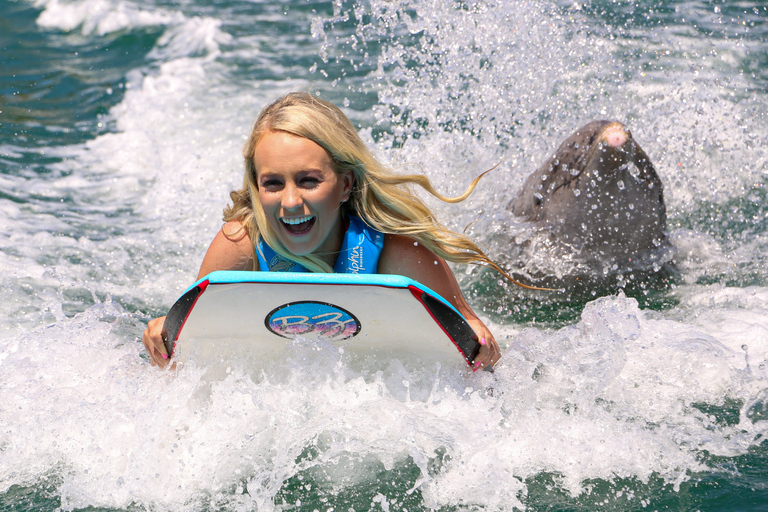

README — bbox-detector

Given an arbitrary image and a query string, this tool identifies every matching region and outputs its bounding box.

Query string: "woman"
[143,92,512,370]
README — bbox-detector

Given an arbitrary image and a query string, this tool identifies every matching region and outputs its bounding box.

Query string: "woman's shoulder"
[197,220,255,277]
[220,220,251,243]
[377,234,462,310]
[381,233,416,251]
[379,233,439,274]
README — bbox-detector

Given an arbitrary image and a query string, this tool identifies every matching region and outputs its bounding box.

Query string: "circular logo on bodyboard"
[265,301,361,341]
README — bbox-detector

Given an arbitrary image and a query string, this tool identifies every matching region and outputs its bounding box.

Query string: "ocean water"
[1,0,768,510]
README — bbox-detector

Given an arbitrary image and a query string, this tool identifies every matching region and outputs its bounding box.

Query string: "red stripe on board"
[171,278,210,356]
[408,285,472,367]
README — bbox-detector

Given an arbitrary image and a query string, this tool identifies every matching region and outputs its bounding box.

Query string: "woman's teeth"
[282,215,314,225]
[281,215,315,234]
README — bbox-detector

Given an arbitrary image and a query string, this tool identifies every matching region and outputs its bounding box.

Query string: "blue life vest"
[256,215,384,274]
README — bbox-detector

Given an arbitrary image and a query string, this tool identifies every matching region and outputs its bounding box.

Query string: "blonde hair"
[225,92,532,287]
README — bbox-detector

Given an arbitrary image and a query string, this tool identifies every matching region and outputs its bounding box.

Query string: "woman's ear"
[342,171,354,201]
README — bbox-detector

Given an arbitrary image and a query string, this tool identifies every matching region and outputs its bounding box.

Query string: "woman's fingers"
[142,316,169,367]
[464,317,499,371]
[473,345,496,371]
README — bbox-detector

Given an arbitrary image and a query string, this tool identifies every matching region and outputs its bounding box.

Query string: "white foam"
[148,17,232,61]
[2,293,767,510]
[34,0,184,36]
[34,0,231,64]
[16,59,277,306]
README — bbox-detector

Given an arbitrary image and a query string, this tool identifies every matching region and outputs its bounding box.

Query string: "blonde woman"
[143,92,506,370]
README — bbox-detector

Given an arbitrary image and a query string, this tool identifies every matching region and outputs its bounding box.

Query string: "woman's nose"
[281,183,303,211]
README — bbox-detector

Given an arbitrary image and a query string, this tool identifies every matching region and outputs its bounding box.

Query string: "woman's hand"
[466,316,500,371]
[142,316,170,367]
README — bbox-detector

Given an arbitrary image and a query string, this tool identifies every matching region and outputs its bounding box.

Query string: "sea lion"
[509,120,672,283]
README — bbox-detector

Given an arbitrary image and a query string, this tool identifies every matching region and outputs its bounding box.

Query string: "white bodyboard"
[163,271,480,368]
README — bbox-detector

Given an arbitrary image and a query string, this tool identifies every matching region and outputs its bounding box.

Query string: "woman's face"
[254,130,353,263]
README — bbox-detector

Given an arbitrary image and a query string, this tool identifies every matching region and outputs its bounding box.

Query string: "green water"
[2,0,768,510]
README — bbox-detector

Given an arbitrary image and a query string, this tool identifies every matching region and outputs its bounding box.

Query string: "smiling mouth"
[280,215,316,235]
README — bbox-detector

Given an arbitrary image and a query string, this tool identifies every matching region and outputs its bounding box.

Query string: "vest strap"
[256,216,384,274]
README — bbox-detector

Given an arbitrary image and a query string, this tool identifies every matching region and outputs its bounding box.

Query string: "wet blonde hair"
[225,92,529,286]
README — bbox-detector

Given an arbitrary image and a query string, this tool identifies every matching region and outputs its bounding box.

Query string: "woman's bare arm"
[142,221,255,367]
[377,234,499,370]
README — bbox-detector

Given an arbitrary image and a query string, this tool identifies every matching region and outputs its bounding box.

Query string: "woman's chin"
[277,233,316,257]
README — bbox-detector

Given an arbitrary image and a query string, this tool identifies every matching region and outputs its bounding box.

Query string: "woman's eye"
[261,179,282,189]
[299,177,320,187]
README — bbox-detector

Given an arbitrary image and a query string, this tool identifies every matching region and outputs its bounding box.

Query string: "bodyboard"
[163,271,481,368]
